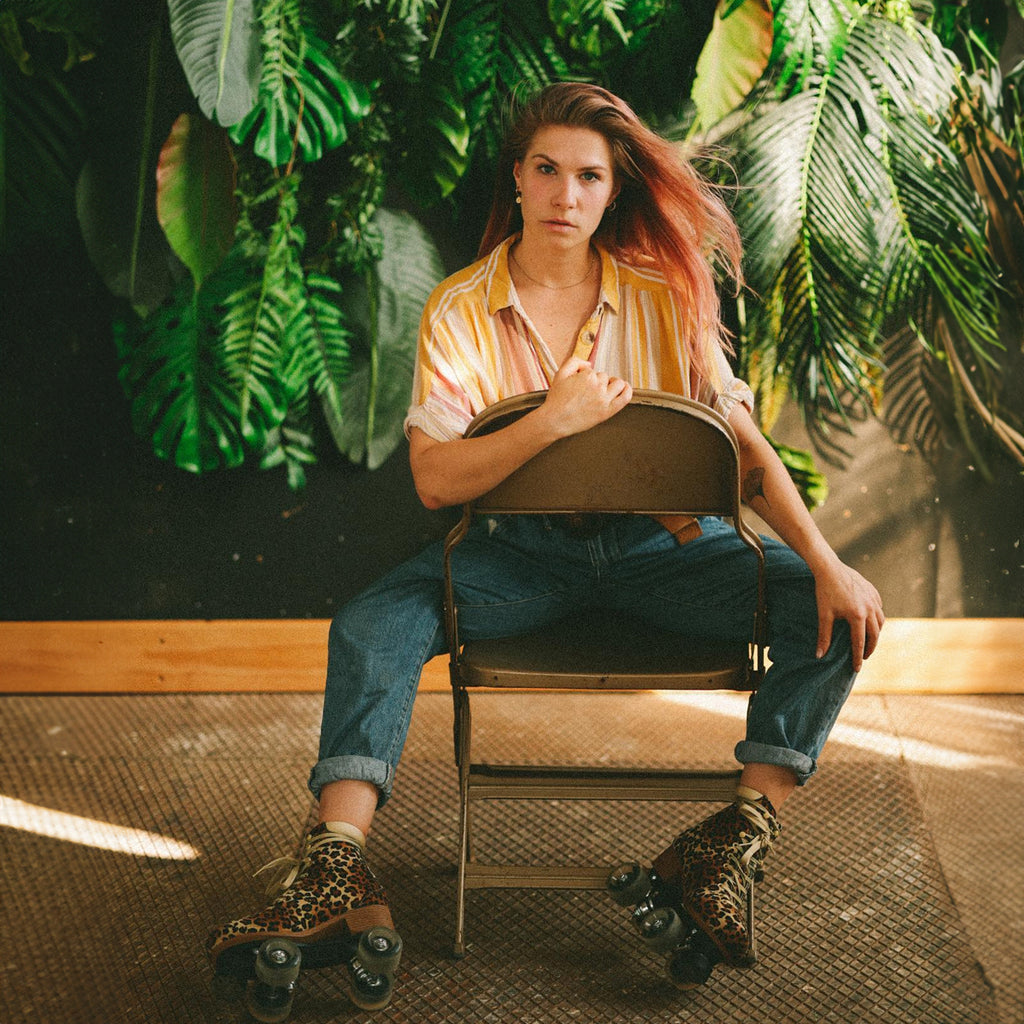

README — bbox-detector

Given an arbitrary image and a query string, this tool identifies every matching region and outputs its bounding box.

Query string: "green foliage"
[690,0,772,134]
[2,0,1021,499]
[332,209,445,469]
[156,112,238,290]
[728,2,1010,464]
[115,255,251,474]
[167,0,262,126]
[0,12,87,249]
[769,438,829,510]
[228,4,371,168]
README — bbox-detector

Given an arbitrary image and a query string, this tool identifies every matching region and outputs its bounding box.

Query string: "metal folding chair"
[442,390,766,957]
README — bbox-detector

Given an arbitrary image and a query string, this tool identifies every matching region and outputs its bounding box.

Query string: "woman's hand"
[539,355,632,438]
[811,556,885,671]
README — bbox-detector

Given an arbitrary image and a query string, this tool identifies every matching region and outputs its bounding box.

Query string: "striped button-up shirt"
[405,235,753,443]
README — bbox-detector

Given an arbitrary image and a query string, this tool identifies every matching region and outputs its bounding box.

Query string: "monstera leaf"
[333,209,444,469]
[115,258,253,474]
[229,28,371,168]
[168,0,261,127]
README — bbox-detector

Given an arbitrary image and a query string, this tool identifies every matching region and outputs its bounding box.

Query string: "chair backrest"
[463,389,743,519]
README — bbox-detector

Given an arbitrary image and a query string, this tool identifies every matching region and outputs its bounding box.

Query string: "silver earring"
[607,199,617,212]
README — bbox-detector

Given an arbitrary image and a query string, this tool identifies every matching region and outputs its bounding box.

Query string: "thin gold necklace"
[511,247,598,290]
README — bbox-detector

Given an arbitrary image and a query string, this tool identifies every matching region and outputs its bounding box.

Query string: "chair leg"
[453,689,472,958]
[746,873,756,961]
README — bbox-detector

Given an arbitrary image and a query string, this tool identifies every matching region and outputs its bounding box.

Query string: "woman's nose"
[553,177,578,208]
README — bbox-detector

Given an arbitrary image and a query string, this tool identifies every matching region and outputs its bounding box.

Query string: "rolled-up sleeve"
[403,314,477,442]
[711,346,754,420]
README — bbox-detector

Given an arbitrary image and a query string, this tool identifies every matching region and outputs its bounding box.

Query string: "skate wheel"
[667,947,714,989]
[639,906,684,953]
[358,925,403,974]
[346,959,394,1011]
[246,980,295,1024]
[254,938,302,986]
[606,861,652,906]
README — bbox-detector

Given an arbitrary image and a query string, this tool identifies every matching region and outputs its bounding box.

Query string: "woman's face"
[513,125,619,249]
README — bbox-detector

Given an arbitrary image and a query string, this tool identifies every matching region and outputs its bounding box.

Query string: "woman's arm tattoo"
[741,466,770,508]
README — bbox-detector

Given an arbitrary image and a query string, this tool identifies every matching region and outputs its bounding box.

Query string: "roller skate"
[207,822,402,1019]
[607,787,780,989]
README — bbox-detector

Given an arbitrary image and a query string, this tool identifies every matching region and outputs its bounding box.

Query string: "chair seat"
[458,611,753,690]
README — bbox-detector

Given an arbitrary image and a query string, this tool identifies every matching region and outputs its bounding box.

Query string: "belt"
[548,513,702,545]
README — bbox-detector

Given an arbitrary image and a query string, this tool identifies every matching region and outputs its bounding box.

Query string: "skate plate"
[607,861,723,990]
[212,925,402,1018]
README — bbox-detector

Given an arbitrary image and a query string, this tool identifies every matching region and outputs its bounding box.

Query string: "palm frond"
[768,0,848,93]
[0,41,86,250]
[731,6,1009,460]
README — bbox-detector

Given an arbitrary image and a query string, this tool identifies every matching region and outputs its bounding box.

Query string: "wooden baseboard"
[0,618,1020,695]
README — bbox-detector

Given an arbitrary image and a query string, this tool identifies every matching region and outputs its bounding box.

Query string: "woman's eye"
[537,163,556,175]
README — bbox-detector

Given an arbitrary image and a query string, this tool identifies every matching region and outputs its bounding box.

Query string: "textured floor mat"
[0,692,1009,1024]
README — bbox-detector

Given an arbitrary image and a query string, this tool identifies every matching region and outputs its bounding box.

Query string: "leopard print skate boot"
[207,822,402,1012]
[653,786,780,968]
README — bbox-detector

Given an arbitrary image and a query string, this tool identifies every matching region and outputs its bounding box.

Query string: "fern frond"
[218,174,306,444]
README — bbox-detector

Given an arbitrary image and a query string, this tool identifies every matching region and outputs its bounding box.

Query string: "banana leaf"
[76,137,183,317]
[156,112,238,291]
[690,0,772,133]
[332,209,444,469]
[167,0,261,127]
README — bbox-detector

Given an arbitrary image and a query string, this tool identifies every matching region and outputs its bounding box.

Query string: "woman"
[208,83,884,1006]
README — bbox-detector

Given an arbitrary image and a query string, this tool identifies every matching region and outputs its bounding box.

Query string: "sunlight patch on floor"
[0,795,199,860]
[652,691,1016,771]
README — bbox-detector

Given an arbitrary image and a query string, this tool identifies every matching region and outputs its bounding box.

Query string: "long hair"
[478,82,743,384]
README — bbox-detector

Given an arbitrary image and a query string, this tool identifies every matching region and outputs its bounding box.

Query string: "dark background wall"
[3,238,1022,622]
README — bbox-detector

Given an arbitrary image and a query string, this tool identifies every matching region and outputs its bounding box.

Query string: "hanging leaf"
[115,259,252,474]
[76,136,183,316]
[218,175,306,442]
[333,209,444,469]
[156,112,238,291]
[229,27,371,168]
[167,0,261,127]
[0,47,86,251]
[396,75,470,205]
[690,0,772,133]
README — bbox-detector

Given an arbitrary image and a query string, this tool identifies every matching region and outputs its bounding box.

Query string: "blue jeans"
[309,515,857,807]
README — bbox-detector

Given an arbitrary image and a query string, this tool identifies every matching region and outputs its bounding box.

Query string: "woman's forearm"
[409,358,632,510]
[408,409,562,510]
[728,406,839,573]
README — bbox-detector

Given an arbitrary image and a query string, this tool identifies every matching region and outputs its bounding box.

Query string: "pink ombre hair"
[478,82,743,385]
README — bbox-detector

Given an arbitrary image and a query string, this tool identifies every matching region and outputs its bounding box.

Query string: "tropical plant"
[1,0,1021,495]
[695,0,1023,479]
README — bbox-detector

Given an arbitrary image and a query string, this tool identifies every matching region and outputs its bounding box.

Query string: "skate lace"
[254,829,354,900]
[716,800,776,907]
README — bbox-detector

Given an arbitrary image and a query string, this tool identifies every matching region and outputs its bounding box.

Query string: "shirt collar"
[487,235,621,316]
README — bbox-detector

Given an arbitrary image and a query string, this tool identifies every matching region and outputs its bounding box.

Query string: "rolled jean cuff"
[308,755,394,808]
[734,741,816,786]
